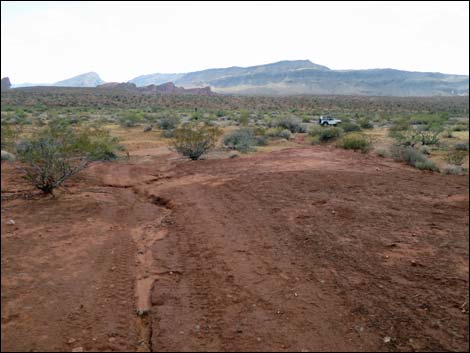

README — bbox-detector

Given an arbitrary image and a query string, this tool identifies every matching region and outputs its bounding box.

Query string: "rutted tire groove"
[133,191,174,352]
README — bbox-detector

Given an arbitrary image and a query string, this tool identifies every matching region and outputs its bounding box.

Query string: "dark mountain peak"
[1,77,12,90]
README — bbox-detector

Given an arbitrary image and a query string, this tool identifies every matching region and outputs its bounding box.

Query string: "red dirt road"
[1,146,469,352]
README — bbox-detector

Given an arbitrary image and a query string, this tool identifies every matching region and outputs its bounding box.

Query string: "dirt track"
[1,146,469,351]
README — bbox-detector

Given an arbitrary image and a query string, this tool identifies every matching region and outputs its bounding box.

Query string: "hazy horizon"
[2,1,469,84]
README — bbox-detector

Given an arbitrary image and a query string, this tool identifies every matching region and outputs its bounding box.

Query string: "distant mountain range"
[11,72,103,88]
[8,60,469,96]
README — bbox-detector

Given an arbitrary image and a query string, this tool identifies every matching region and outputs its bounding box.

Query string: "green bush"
[389,118,411,138]
[337,133,372,153]
[223,128,255,153]
[414,159,438,171]
[445,150,467,166]
[341,121,362,133]
[1,123,19,150]
[171,123,222,160]
[238,110,250,126]
[118,111,144,128]
[391,145,437,171]
[358,117,373,129]
[441,165,467,175]
[452,123,469,132]
[454,142,469,151]
[376,148,389,158]
[277,117,306,133]
[309,126,342,142]
[157,114,181,130]
[278,129,292,140]
[15,125,120,195]
[254,135,268,146]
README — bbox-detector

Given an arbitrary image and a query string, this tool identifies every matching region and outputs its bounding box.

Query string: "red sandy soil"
[1,146,469,352]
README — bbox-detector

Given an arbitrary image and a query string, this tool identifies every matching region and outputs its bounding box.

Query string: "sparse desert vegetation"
[1,88,469,352]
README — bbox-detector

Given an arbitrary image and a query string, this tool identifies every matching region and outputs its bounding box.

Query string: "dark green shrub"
[254,135,268,146]
[309,126,343,142]
[341,121,362,133]
[454,142,469,151]
[223,128,255,153]
[415,160,438,171]
[358,117,373,129]
[157,114,181,130]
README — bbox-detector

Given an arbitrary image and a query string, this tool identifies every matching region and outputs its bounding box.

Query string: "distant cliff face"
[97,81,214,96]
[140,82,213,95]
[55,72,104,87]
[1,77,11,90]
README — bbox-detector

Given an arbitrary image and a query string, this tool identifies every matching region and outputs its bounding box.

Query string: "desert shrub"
[441,165,467,175]
[254,135,268,146]
[445,150,467,166]
[391,129,418,147]
[309,126,343,142]
[17,137,89,194]
[238,110,250,126]
[341,121,362,133]
[171,123,222,160]
[414,159,438,171]
[376,148,389,158]
[162,129,175,138]
[223,128,255,153]
[452,123,469,132]
[418,145,431,155]
[389,118,411,136]
[1,123,18,150]
[118,111,144,127]
[391,145,436,171]
[72,126,122,161]
[454,142,469,151]
[442,130,454,138]
[391,145,426,164]
[215,110,226,118]
[337,133,372,153]
[358,117,373,129]
[277,117,306,133]
[157,114,181,130]
[278,129,292,140]
[414,122,444,145]
[16,125,122,195]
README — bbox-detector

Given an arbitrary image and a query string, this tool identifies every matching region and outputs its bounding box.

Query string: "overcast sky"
[2,1,469,83]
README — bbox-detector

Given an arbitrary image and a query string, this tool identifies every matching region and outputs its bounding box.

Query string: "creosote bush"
[336,133,372,153]
[17,125,122,195]
[171,123,222,160]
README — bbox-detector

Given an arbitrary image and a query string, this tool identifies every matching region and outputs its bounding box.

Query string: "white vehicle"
[319,116,342,126]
